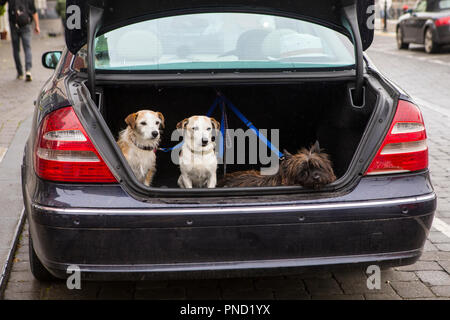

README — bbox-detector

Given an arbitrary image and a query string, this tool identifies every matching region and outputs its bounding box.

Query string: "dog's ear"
[156,112,165,129]
[283,149,293,159]
[176,118,189,130]
[211,118,221,130]
[311,140,321,153]
[125,113,138,129]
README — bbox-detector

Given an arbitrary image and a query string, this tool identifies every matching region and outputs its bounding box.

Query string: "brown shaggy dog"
[217,141,336,189]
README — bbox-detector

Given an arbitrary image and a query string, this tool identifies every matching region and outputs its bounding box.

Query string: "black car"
[23,0,436,281]
[397,0,450,53]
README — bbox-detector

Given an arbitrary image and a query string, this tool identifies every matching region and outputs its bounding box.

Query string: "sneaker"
[17,74,24,80]
[25,71,32,82]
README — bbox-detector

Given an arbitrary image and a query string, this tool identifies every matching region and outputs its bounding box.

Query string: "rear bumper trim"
[45,248,422,276]
[32,193,436,215]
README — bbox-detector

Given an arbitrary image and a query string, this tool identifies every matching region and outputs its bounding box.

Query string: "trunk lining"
[100,82,377,188]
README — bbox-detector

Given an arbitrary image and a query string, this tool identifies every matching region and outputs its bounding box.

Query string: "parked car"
[397,0,450,53]
[23,0,436,281]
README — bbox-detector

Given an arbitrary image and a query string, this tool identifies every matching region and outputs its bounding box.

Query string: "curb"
[374,30,396,37]
[0,209,26,299]
[0,116,32,299]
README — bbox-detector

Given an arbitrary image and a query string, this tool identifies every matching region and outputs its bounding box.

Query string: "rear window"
[92,12,355,71]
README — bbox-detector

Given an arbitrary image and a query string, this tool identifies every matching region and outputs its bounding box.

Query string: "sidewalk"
[0,20,64,151]
[375,18,397,34]
[0,20,64,294]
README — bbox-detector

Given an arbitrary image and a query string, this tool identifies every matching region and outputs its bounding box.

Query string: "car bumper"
[26,172,436,280]
[436,25,450,44]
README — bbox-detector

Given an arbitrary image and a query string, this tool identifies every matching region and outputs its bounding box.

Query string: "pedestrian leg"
[10,26,23,77]
[21,25,33,73]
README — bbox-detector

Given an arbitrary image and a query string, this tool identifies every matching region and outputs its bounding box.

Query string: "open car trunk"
[97,81,378,189]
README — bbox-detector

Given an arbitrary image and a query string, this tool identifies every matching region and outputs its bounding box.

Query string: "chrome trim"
[42,249,422,274]
[32,193,436,215]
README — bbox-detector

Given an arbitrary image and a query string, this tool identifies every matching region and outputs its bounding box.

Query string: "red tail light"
[436,16,450,27]
[365,100,428,176]
[34,107,116,183]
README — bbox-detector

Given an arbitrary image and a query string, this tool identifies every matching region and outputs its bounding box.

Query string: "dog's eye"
[140,121,147,126]
[156,121,160,125]
[207,128,212,131]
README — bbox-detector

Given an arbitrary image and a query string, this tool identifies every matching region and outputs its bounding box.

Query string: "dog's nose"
[151,131,159,138]
[202,138,209,146]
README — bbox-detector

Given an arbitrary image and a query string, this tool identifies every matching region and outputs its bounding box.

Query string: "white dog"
[117,110,164,186]
[176,116,220,188]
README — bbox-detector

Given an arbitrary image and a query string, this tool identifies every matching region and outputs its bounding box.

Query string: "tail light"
[365,100,428,176]
[34,107,116,183]
[435,17,450,27]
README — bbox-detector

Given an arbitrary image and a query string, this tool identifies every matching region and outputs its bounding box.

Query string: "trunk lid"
[65,0,375,54]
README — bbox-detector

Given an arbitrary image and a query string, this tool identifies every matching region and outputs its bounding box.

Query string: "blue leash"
[221,95,283,159]
[159,93,283,159]
[158,144,183,153]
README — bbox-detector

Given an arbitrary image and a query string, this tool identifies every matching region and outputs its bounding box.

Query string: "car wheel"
[424,28,440,53]
[29,231,57,281]
[396,27,409,50]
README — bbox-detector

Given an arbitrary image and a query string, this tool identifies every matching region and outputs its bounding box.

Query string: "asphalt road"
[368,32,450,110]
[2,32,450,300]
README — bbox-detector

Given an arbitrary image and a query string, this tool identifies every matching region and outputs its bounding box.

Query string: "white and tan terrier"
[117,110,164,186]
[176,116,220,188]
